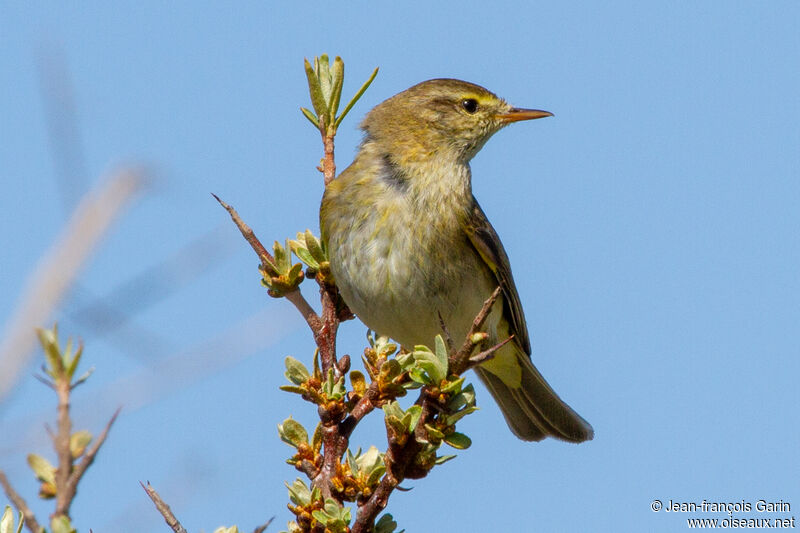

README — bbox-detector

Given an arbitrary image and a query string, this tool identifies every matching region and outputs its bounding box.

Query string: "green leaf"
[440,376,465,394]
[284,356,310,385]
[291,244,319,271]
[0,506,23,533]
[434,335,449,373]
[312,348,321,380]
[312,423,323,453]
[424,424,445,440]
[434,454,457,465]
[304,58,328,118]
[304,230,326,263]
[71,366,94,388]
[286,479,314,506]
[412,345,446,383]
[278,418,309,449]
[404,405,423,432]
[355,446,382,471]
[62,339,84,381]
[287,262,304,282]
[259,254,279,278]
[279,385,305,395]
[408,367,432,386]
[444,432,472,450]
[460,383,476,404]
[446,405,478,425]
[26,454,55,484]
[385,415,406,437]
[375,513,401,533]
[349,370,366,396]
[318,54,332,102]
[37,327,64,377]
[374,336,397,358]
[322,368,345,400]
[50,516,76,533]
[335,66,379,128]
[329,57,345,120]
[381,401,404,420]
[395,350,414,369]
[285,520,303,533]
[379,359,401,382]
[69,430,93,459]
[346,448,359,474]
[299,106,319,127]
[0,507,11,533]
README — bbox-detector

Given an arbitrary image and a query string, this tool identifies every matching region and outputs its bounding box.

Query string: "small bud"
[337,354,351,374]
[470,332,489,345]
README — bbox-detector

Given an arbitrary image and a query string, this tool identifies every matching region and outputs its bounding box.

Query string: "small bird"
[320,79,593,442]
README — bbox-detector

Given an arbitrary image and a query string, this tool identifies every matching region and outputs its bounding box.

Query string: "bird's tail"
[475,346,594,442]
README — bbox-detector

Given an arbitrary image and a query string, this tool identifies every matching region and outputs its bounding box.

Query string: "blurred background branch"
[0,169,146,402]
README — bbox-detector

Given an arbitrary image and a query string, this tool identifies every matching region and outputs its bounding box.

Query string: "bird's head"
[360,78,552,165]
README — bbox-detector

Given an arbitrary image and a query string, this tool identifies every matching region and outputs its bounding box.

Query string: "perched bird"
[320,79,593,442]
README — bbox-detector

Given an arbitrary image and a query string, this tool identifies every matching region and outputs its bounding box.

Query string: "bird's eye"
[461,98,479,114]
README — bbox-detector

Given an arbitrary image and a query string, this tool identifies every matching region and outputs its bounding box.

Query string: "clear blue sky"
[2,2,798,532]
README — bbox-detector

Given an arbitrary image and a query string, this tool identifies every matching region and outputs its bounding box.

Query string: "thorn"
[469,335,515,366]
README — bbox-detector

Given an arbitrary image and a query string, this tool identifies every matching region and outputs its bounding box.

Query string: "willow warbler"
[320,79,593,442]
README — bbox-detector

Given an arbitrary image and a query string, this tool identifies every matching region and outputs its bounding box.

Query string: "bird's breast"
[323,170,493,348]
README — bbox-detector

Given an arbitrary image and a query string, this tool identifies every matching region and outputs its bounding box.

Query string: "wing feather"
[464,198,531,354]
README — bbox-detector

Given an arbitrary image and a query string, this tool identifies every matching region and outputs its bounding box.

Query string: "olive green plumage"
[320,79,593,442]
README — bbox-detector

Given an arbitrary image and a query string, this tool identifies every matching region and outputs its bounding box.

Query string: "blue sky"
[1,2,798,532]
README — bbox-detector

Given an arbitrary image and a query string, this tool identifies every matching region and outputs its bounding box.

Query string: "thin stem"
[252,517,275,533]
[0,470,43,533]
[212,193,322,334]
[53,376,73,518]
[351,393,436,533]
[141,482,188,533]
[450,286,502,375]
[61,407,121,510]
[340,381,381,439]
[468,336,514,367]
[321,130,336,186]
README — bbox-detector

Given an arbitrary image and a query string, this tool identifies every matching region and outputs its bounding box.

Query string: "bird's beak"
[496,108,554,123]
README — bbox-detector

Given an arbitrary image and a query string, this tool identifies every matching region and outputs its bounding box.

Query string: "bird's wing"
[464,198,531,354]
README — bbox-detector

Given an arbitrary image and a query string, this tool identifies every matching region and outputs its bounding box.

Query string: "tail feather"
[475,350,594,443]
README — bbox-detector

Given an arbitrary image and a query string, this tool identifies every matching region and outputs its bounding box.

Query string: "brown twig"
[340,381,381,439]
[212,193,322,334]
[53,376,73,518]
[141,482,188,533]
[253,516,275,533]
[321,132,336,186]
[0,470,43,533]
[468,336,514,367]
[215,181,346,504]
[450,286,502,375]
[436,311,455,354]
[51,367,120,520]
[351,393,436,533]
[58,407,121,517]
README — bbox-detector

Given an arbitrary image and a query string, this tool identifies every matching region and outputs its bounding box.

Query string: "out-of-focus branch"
[56,408,121,517]
[53,377,73,518]
[0,470,42,533]
[141,482,188,533]
[252,517,275,533]
[0,169,146,401]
